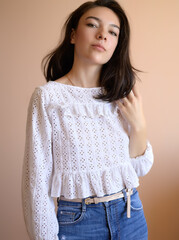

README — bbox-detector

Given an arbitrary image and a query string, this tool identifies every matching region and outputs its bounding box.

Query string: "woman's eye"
[87,23,97,28]
[109,31,118,37]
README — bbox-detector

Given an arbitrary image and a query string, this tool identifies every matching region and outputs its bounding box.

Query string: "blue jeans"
[57,189,148,240]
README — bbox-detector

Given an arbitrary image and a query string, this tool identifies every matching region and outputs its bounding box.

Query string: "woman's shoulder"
[39,76,74,91]
[35,78,69,95]
[32,78,75,105]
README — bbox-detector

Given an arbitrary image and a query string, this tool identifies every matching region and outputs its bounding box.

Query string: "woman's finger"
[115,98,128,109]
[122,97,129,106]
[127,89,135,101]
[116,99,124,108]
[132,84,140,98]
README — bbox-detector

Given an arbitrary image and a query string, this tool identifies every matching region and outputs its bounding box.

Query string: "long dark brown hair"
[42,0,139,102]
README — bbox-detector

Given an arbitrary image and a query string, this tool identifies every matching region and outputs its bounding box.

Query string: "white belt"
[59,189,133,218]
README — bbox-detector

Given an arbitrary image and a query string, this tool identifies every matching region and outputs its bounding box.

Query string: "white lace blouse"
[22,81,154,240]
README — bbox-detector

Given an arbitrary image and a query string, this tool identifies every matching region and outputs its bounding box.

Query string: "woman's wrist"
[129,121,147,135]
[129,124,147,158]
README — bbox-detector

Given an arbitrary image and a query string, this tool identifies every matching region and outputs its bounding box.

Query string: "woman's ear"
[70,28,76,44]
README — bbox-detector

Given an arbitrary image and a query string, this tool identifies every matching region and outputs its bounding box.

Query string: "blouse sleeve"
[21,87,59,240]
[130,141,154,177]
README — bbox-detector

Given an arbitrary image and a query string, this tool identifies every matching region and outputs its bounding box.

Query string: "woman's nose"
[96,29,107,41]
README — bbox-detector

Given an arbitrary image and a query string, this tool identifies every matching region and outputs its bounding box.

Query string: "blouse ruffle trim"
[47,102,119,118]
[50,164,139,199]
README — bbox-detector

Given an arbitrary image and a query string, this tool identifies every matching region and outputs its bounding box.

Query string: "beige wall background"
[1,0,179,239]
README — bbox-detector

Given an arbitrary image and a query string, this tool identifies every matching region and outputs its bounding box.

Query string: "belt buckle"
[85,197,93,205]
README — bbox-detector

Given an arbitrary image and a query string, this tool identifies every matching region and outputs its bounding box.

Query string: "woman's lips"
[92,44,106,51]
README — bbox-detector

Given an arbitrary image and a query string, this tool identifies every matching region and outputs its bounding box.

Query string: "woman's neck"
[67,60,102,88]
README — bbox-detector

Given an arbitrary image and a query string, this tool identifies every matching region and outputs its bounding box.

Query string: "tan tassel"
[127,189,131,218]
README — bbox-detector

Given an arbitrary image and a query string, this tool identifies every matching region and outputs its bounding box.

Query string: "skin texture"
[56,6,147,158]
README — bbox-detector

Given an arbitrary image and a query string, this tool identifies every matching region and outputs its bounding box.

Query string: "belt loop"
[82,198,87,212]
[57,197,60,206]
[122,188,127,203]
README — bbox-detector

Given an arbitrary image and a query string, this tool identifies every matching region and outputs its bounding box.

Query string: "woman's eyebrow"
[85,16,120,30]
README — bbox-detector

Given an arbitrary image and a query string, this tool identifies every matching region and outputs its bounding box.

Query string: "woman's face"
[71,6,120,66]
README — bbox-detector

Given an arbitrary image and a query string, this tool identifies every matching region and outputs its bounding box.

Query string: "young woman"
[22,0,154,239]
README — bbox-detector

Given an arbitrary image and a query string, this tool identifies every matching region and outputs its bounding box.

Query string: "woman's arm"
[21,87,59,240]
[115,84,147,158]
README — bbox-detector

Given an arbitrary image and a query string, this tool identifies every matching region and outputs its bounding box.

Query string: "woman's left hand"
[115,84,146,132]
[115,84,147,157]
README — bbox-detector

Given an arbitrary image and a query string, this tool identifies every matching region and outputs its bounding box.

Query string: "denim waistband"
[57,188,137,218]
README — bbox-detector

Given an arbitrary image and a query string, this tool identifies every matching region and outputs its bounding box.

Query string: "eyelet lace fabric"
[22,81,154,239]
